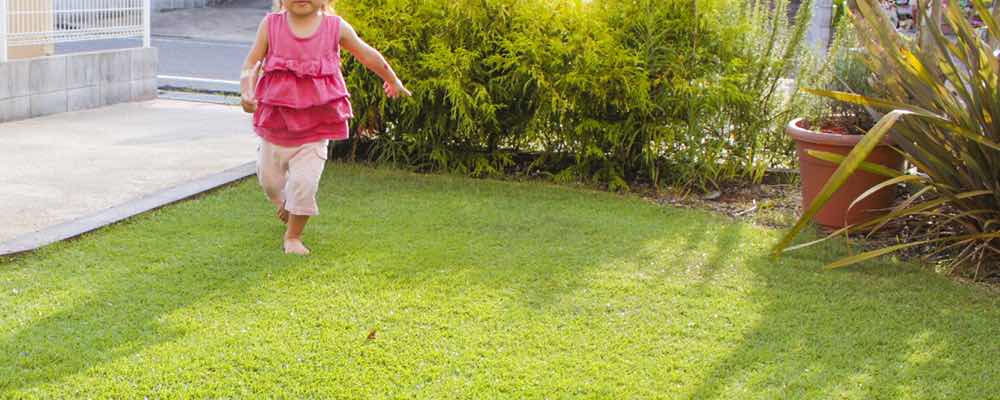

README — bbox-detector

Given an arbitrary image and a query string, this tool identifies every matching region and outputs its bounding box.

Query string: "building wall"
[8,46,51,60]
[7,0,55,59]
[0,47,158,123]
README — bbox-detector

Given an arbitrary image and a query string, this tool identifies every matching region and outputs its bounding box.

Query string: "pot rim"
[786,118,896,147]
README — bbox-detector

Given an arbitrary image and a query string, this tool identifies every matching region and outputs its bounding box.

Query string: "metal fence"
[0,0,151,62]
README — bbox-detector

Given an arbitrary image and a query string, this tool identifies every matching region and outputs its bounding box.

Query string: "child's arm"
[339,19,412,98]
[240,17,270,113]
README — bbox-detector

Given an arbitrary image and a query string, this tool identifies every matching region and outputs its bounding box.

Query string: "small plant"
[804,15,878,135]
[680,0,816,189]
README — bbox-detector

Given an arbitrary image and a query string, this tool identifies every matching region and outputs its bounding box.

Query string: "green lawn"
[1,164,997,398]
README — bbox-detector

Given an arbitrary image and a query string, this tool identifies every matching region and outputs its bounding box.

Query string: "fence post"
[143,0,151,48]
[0,0,8,63]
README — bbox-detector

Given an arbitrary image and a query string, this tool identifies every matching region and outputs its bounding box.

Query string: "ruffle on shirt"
[253,97,354,133]
[254,122,349,146]
[263,54,340,78]
[254,70,351,109]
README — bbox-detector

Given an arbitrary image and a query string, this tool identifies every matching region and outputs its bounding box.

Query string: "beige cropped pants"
[257,139,329,216]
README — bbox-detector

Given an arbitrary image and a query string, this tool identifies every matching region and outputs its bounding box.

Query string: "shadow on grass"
[308,167,684,309]
[0,168,670,393]
[0,190,309,393]
[0,165,996,397]
[279,168,1000,396]
[682,233,1000,398]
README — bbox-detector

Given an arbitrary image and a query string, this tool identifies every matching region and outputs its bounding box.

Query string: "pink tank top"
[253,12,353,146]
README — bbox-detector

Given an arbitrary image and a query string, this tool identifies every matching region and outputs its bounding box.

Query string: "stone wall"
[0,47,158,123]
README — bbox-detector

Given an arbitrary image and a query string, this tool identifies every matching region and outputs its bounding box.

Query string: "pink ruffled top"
[253,12,353,146]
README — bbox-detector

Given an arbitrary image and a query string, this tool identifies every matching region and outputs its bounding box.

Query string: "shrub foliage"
[335,0,814,190]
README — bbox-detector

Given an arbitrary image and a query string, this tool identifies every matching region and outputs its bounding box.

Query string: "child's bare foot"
[283,238,310,255]
[276,205,289,224]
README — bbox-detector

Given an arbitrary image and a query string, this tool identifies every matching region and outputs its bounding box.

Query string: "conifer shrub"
[335,0,813,191]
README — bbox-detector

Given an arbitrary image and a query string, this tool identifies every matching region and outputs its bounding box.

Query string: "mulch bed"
[639,180,999,286]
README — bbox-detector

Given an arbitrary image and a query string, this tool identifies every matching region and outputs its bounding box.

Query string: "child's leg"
[284,214,311,255]
[257,140,291,223]
[281,140,328,255]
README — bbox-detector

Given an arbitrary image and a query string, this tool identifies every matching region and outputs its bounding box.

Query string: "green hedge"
[335,0,813,190]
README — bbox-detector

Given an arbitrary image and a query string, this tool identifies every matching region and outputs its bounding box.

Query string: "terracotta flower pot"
[786,118,905,228]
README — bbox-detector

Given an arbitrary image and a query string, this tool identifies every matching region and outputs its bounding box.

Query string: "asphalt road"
[57,36,250,93]
[53,0,267,94]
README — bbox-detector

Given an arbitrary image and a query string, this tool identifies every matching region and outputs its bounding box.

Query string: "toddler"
[240,0,410,255]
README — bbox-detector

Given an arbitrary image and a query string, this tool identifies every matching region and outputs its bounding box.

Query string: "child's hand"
[384,79,412,99]
[240,60,261,113]
[241,94,258,113]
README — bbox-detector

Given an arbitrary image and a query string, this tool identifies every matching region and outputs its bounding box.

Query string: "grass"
[1,164,998,398]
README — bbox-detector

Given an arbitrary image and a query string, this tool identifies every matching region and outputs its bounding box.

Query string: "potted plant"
[786,19,904,228]
[774,0,1000,273]
[786,120,903,228]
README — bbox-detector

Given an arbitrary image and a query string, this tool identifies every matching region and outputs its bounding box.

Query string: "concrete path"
[0,99,258,254]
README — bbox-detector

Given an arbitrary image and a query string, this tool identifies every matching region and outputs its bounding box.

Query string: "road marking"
[158,75,241,85]
[152,37,252,47]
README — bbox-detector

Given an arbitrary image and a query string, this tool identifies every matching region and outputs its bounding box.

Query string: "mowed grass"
[0,164,997,398]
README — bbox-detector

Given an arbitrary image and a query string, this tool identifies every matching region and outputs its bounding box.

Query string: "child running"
[240,0,410,255]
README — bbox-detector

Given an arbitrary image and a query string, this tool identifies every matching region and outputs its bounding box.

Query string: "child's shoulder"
[259,10,281,28]
[323,12,348,32]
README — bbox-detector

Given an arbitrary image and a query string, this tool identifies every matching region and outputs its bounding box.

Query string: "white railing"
[0,0,151,62]
[0,0,8,62]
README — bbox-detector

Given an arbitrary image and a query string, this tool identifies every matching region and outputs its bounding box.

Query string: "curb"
[0,162,257,257]
[158,89,242,105]
[151,33,254,46]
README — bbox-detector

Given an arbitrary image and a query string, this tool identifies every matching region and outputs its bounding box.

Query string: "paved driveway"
[0,100,258,252]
